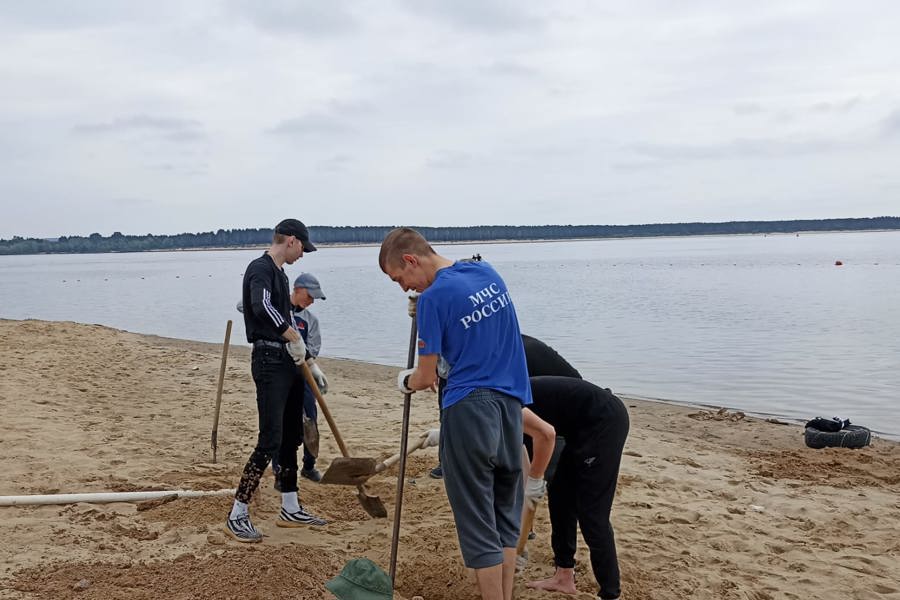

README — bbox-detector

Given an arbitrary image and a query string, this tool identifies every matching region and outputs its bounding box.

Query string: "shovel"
[517,444,537,564]
[322,299,418,598]
[517,502,536,557]
[321,435,428,486]
[389,297,419,585]
[299,362,388,519]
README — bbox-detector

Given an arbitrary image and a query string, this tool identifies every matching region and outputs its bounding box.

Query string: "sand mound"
[9,545,346,600]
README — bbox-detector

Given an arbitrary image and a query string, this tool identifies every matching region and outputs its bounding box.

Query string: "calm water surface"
[1,231,898,435]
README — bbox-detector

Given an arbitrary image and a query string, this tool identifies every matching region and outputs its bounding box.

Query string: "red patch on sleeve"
[418,339,426,349]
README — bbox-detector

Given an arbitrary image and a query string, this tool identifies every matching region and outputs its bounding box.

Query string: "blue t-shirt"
[417,260,532,409]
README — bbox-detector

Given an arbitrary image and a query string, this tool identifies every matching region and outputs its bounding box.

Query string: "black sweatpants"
[235,346,302,502]
[547,396,629,600]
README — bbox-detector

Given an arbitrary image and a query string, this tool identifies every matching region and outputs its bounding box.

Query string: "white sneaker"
[276,506,327,527]
[225,515,263,542]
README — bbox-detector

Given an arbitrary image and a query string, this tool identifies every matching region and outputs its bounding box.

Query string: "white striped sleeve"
[262,288,285,327]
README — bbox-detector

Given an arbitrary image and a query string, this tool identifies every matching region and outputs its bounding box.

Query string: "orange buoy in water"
[835,260,843,266]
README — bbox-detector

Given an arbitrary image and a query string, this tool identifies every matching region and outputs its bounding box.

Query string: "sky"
[1,1,899,239]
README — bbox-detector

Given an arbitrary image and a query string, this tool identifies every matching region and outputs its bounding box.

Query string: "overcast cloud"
[1,0,898,238]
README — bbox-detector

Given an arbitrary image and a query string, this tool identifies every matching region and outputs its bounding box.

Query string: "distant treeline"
[2,217,899,255]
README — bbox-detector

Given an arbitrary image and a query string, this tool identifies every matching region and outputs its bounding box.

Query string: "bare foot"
[526,567,577,594]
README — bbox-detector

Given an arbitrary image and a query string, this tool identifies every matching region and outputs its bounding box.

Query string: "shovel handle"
[517,503,536,555]
[299,362,351,458]
[390,298,419,584]
[300,361,385,517]
[376,436,427,473]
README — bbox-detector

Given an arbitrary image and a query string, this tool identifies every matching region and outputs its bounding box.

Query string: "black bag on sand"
[804,416,847,432]
[804,416,871,449]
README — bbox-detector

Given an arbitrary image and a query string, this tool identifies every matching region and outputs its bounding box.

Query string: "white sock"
[229,500,249,520]
[282,492,300,513]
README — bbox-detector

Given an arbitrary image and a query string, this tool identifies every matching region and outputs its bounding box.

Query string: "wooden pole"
[211,320,232,463]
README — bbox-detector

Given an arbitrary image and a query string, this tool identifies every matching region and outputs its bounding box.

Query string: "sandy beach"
[1,319,898,599]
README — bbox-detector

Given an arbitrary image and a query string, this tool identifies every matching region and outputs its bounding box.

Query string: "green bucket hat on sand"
[325,558,393,600]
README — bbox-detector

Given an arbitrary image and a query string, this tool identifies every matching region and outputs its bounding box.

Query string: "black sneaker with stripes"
[224,515,263,542]
[277,506,327,527]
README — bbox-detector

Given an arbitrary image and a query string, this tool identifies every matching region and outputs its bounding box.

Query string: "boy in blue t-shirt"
[379,227,532,600]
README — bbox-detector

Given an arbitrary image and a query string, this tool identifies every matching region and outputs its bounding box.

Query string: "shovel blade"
[358,489,388,519]
[321,457,378,486]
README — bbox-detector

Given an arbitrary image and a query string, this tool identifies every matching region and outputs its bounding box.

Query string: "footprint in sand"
[744,591,774,600]
[654,510,701,525]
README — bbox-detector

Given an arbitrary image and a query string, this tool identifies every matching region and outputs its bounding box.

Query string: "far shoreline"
[21,227,897,256]
[160,227,900,252]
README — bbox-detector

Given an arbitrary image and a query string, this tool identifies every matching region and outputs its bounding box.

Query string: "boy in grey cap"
[289,272,328,482]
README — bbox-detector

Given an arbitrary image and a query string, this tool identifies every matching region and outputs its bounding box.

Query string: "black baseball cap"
[275,218,317,252]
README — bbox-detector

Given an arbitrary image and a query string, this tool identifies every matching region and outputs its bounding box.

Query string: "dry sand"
[1,319,898,599]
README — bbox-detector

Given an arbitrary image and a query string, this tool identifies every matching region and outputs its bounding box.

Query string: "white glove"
[307,359,328,394]
[420,428,440,448]
[515,551,528,573]
[286,336,307,365]
[407,295,418,318]
[437,355,451,379]
[397,368,415,394]
[524,476,546,507]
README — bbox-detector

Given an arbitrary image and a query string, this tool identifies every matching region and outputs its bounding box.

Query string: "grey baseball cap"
[293,272,326,300]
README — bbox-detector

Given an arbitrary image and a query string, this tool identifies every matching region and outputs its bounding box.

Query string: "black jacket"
[242,252,292,343]
[528,376,627,456]
[522,334,582,379]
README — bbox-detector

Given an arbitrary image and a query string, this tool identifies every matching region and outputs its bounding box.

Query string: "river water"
[1,231,897,435]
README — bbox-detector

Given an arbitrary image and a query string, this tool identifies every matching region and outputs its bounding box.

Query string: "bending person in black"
[524,376,629,600]
[522,334,581,379]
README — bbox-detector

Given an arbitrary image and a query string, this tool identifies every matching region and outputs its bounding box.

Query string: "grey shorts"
[440,388,524,569]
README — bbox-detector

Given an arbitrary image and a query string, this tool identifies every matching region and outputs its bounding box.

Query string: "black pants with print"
[547,397,629,600]
[235,346,302,503]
